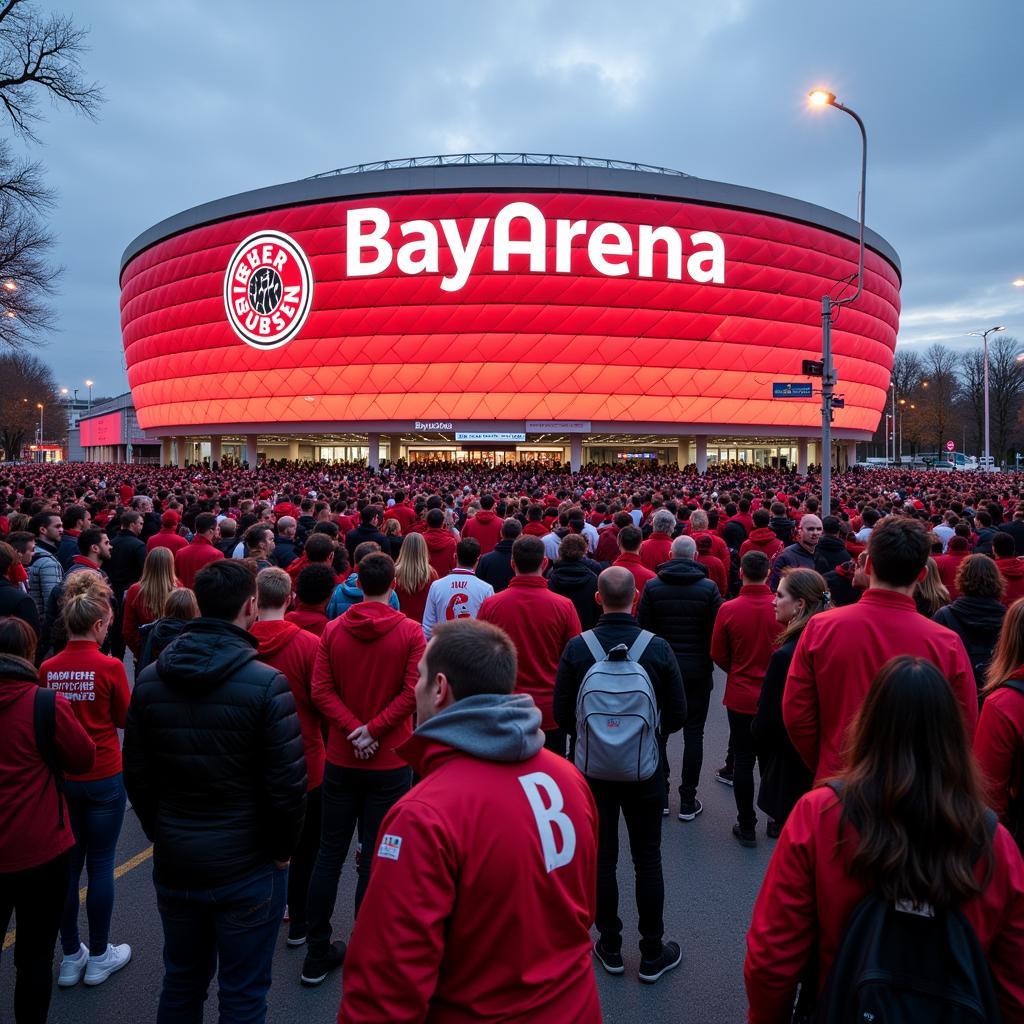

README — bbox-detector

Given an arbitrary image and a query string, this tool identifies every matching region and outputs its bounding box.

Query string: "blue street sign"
[772,382,813,399]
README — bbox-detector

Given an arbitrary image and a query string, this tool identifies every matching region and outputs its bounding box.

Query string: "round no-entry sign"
[945,440,955,452]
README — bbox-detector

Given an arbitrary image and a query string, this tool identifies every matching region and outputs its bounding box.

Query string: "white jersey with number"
[422,569,495,639]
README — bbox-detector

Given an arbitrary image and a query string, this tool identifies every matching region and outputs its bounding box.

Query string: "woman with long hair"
[974,598,1024,832]
[915,556,951,616]
[0,615,94,1022]
[747,656,1024,1021]
[122,546,180,661]
[392,531,437,624]
[751,567,829,838]
[39,573,132,988]
[136,587,200,673]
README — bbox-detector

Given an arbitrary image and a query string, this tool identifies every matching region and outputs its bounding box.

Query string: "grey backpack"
[574,630,660,782]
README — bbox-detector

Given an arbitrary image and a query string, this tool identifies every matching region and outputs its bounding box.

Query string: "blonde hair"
[139,547,178,622]
[163,587,199,621]
[257,566,292,610]
[776,567,830,646]
[983,597,1024,696]
[394,531,433,593]
[915,557,950,616]
[383,518,402,537]
[63,572,113,636]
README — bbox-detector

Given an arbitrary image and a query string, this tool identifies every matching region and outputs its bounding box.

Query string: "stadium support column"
[175,438,187,469]
[388,433,402,462]
[288,440,299,461]
[161,437,172,466]
[368,432,380,471]
[677,439,687,470]
[570,435,582,474]
[797,438,809,475]
[695,436,708,474]
[210,435,222,464]
[845,441,857,468]
[245,434,258,469]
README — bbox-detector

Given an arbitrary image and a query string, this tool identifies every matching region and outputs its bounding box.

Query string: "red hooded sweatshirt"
[745,786,1024,1024]
[461,510,503,555]
[974,675,1024,823]
[935,541,970,599]
[478,576,581,731]
[740,527,783,562]
[783,589,977,782]
[147,527,189,555]
[996,558,1024,607]
[422,527,458,580]
[251,619,326,790]
[522,520,549,538]
[286,603,329,637]
[312,602,424,770]
[711,583,778,714]
[639,533,673,572]
[339,699,600,1024]
[0,654,95,872]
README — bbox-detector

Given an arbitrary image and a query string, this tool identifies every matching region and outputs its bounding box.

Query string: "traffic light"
[802,359,824,377]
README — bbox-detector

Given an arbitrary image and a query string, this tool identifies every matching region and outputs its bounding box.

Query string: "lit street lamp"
[85,379,94,409]
[808,87,867,513]
[1014,278,1024,288]
[967,326,1006,470]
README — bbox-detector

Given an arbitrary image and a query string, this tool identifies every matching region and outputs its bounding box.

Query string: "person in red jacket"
[612,525,656,614]
[688,509,730,566]
[595,511,631,563]
[639,510,675,571]
[974,598,1024,825]
[251,567,326,949]
[421,508,457,580]
[783,516,978,783]
[383,491,416,535]
[461,494,503,555]
[710,551,778,847]
[747,657,1024,1024]
[935,532,971,599]
[478,535,582,754]
[339,618,600,1024]
[0,615,95,1023]
[122,546,180,661]
[40,574,132,987]
[286,563,335,637]
[146,511,188,556]
[521,504,550,539]
[173,512,224,590]
[992,531,1024,607]
[739,508,784,563]
[305,552,424,987]
[695,534,729,596]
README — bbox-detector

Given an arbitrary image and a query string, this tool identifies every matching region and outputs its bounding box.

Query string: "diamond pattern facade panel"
[120,190,901,433]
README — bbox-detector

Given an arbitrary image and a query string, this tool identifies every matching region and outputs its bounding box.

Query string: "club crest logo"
[223,230,313,349]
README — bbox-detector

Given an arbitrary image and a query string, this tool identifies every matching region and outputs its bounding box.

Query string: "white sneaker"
[83,943,132,986]
[58,943,88,987]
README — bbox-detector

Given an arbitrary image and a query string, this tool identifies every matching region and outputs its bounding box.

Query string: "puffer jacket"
[933,596,1006,683]
[124,617,306,889]
[814,535,849,573]
[28,544,63,621]
[326,573,401,620]
[547,559,600,630]
[637,557,724,687]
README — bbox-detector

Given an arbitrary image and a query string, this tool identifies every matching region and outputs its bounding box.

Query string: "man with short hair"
[339,618,601,1023]
[739,508,784,562]
[273,516,298,569]
[478,535,582,754]
[174,512,224,589]
[710,551,777,847]
[640,510,676,572]
[108,512,148,659]
[475,517,521,593]
[638,534,724,820]
[345,506,389,563]
[215,517,238,557]
[553,567,686,982]
[244,524,276,571]
[613,526,656,611]
[783,516,978,782]
[287,564,336,637]
[814,516,849,573]
[768,515,824,591]
[124,560,306,1023]
[422,537,494,639]
[853,506,879,544]
[992,531,1024,607]
[422,508,457,580]
[306,553,425,987]
[461,494,503,555]
[57,504,90,571]
[27,511,64,621]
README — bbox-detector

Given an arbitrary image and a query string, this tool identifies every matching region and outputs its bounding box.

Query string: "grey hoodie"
[413,692,544,763]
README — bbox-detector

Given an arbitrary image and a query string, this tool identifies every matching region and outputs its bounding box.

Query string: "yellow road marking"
[2,846,152,952]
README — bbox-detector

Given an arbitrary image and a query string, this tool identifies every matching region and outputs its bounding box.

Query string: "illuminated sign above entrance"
[455,431,528,443]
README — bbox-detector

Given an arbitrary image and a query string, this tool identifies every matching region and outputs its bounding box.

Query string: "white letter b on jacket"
[518,771,576,873]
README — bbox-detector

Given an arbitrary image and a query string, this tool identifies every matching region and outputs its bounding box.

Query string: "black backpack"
[805,784,1000,1024]
[949,607,1002,687]
[33,686,66,828]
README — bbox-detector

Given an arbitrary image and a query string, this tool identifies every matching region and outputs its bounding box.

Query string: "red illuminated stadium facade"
[115,153,901,471]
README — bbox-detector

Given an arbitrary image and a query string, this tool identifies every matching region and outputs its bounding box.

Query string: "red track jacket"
[461,509,503,555]
[173,534,224,589]
[783,588,977,781]
[974,675,1024,822]
[711,583,778,714]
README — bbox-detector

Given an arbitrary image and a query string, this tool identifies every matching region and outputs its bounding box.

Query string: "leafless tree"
[988,335,1024,464]
[917,344,961,451]
[960,349,985,457]
[0,348,64,458]
[0,1,101,348]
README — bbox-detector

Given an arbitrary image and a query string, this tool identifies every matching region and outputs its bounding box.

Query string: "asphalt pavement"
[1,667,774,1023]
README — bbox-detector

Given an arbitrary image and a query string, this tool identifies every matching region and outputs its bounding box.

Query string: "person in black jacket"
[272,516,299,569]
[344,506,389,563]
[814,516,849,573]
[106,511,147,659]
[124,560,306,1024]
[475,517,521,594]
[637,535,724,820]
[547,535,600,630]
[554,566,687,981]
[0,542,40,636]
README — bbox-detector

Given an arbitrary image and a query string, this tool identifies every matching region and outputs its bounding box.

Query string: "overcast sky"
[29,0,1024,397]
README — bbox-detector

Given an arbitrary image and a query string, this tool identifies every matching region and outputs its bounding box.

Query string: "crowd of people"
[0,457,1023,1022]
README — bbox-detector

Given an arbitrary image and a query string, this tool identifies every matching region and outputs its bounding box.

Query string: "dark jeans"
[589,772,665,960]
[727,710,757,831]
[306,763,411,956]
[544,727,568,758]
[61,772,127,955]
[660,681,712,807]
[0,853,70,1024]
[286,785,321,932]
[155,863,287,1024]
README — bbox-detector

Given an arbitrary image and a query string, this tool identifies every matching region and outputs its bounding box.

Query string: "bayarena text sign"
[120,161,901,437]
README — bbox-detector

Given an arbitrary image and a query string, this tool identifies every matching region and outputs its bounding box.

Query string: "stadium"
[113,153,902,471]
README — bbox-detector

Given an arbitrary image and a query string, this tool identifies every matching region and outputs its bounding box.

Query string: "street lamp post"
[809,88,867,514]
[85,379,94,410]
[967,326,1006,470]
[36,403,43,462]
